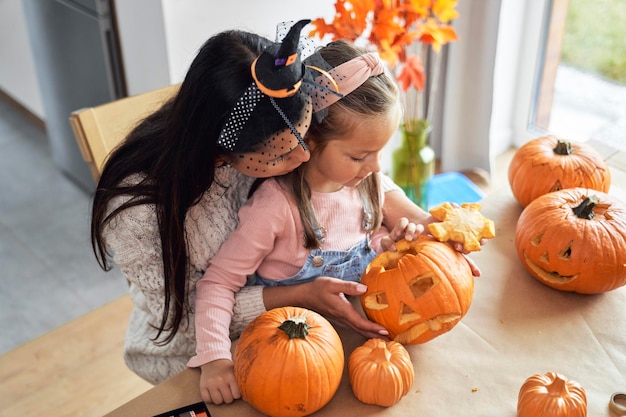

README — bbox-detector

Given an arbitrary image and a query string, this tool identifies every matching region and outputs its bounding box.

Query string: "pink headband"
[312,52,385,112]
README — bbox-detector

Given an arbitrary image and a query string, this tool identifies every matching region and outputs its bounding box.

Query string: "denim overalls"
[255,188,378,286]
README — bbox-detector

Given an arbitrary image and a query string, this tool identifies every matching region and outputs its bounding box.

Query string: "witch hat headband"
[217,19,321,152]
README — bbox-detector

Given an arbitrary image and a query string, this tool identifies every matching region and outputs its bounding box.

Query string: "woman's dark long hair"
[91,30,303,345]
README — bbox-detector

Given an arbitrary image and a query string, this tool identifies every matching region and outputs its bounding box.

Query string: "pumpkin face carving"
[360,237,474,344]
[515,188,626,294]
[508,136,611,208]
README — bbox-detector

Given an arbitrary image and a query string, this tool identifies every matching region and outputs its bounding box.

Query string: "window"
[531,0,626,151]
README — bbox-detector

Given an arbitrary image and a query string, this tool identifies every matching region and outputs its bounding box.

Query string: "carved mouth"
[394,314,460,344]
[523,252,578,284]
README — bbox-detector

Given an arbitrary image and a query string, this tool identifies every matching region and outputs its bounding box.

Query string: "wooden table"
[106,186,626,417]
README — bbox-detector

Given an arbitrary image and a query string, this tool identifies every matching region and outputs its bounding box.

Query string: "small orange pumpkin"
[515,187,626,294]
[360,236,474,344]
[233,307,344,417]
[348,338,414,407]
[517,372,587,417]
[508,136,611,207]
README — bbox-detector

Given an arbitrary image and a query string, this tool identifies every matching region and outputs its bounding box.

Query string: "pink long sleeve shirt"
[189,177,388,367]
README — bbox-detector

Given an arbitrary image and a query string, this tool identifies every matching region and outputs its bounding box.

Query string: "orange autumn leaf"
[310,0,374,41]
[417,19,458,52]
[433,0,459,23]
[311,0,460,121]
[404,0,431,18]
[397,54,425,92]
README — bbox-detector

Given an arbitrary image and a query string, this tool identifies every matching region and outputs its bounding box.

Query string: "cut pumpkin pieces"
[427,202,495,252]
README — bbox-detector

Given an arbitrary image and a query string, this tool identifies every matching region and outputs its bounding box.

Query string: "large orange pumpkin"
[360,236,474,344]
[508,136,611,207]
[515,187,626,294]
[233,307,344,417]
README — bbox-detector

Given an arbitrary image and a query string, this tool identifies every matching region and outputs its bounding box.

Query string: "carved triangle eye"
[398,302,421,325]
[557,241,573,260]
[363,291,388,311]
[549,179,563,193]
[530,231,544,247]
[408,273,437,298]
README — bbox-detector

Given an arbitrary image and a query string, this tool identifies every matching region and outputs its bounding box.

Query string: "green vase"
[392,119,435,210]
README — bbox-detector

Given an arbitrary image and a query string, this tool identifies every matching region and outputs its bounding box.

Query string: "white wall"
[114,0,170,96]
[0,0,44,118]
[115,0,335,95]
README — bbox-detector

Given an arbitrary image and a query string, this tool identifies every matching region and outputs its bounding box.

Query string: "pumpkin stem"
[553,140,574,156]
[278,315,310,339]
[572,195,599,220]
[547,374,568,397]
[370,340,392,363]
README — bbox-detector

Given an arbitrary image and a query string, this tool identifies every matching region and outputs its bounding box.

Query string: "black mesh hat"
[217,20,341,153]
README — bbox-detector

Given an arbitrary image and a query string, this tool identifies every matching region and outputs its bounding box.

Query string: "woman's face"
[229,106,312,178]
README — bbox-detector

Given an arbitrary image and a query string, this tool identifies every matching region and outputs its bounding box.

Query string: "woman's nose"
[291,144,311,164]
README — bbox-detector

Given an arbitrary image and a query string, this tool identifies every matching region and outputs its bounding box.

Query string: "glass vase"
[392,119,435,210]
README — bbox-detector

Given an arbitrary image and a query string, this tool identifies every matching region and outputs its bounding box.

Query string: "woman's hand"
[199,359,240,405]
[263,277,389,340]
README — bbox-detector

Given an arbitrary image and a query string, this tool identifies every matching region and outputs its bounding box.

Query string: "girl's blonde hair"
[281,40,400,249]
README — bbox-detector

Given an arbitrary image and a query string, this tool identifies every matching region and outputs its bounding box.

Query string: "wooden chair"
[69,84,180,183]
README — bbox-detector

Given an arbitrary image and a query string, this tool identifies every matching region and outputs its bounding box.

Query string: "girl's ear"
[304,137,317,153]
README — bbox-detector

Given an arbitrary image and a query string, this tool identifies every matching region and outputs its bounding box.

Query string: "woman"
[91,21,476,385]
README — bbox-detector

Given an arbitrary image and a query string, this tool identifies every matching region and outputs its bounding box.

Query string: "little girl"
[190,40,416,405]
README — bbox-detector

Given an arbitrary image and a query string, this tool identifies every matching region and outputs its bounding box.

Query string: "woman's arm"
[263,277,389,340]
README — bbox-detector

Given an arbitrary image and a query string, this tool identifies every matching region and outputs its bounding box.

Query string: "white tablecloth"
[107,185,626,417]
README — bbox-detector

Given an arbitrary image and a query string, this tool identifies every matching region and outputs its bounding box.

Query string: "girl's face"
[229,106,312,178]
[305,104,402,192]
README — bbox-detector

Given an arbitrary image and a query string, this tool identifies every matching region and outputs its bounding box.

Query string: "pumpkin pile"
[233,307,344,417]
[360,236,474,344]
[517,372,587,417]
[508,135,611,208]
[515,187,626,294]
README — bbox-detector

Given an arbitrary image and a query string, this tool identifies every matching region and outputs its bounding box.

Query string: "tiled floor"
[0,97,126,355]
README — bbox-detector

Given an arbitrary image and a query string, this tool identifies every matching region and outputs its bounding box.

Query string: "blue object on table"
[426,172,486,210]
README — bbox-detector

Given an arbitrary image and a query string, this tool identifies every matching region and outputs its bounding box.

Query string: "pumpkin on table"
[233,306,344,417]
[508,135,611,208]
[348,338,415,407]
[515,187,626,294]
[517,372,587,417]
[360,236,474,345]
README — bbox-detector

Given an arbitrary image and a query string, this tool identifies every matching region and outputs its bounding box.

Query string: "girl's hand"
[199,359,240,405]
[379,217,423,251]
[450,240,486,277]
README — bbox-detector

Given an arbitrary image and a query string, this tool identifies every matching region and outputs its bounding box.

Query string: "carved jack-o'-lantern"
[360,237,474,344]
[515,187,626,294]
